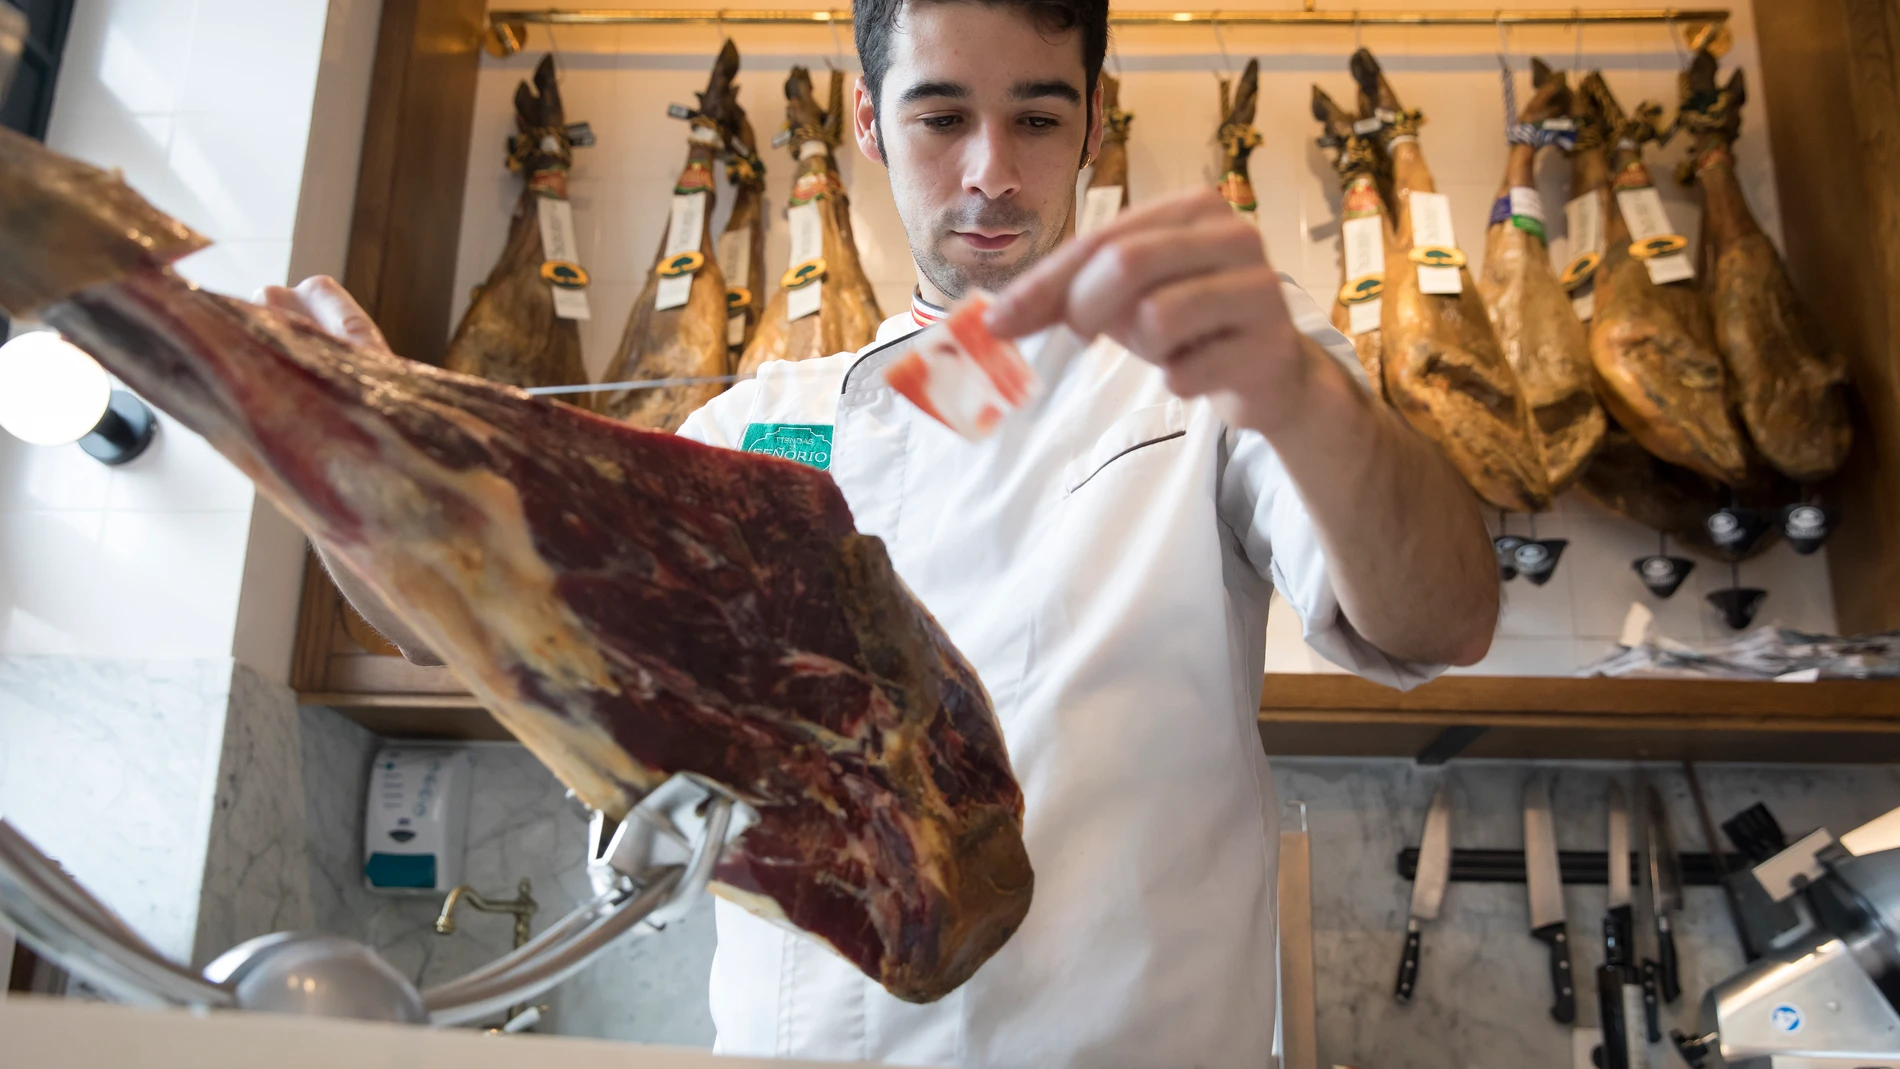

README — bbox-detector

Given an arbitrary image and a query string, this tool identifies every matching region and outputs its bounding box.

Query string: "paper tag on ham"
[882,291,1042,439]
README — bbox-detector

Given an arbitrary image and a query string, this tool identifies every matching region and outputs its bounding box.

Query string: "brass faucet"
[436,878,538,949]
[437,878,542,1031]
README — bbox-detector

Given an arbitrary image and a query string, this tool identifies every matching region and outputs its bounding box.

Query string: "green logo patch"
[740,423,833,471]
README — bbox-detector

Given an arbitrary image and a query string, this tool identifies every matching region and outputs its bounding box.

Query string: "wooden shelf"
[1258,673,1900,763]
[301,668,1900,760]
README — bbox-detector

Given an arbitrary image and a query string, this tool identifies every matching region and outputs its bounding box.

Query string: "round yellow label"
[656,250,706,278]
[1338,275,1385,305]
[1560,251,1601,291]
[540,260,590,289]
[782,257,828,289]
[726,287,753,310]
[1630,234,1688,260]
[1408,245,1467,269]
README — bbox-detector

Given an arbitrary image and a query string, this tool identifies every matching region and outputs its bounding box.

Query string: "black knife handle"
[1606,904,1635,968]
[1657,915,1681,1003]
[1395,917,1422,1003]
[1598,966,1630,1069]
[1641,959,1662,1043]
[1533,921,1577,1024]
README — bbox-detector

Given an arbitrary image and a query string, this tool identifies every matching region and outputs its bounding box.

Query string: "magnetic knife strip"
[1398,848,1746,886]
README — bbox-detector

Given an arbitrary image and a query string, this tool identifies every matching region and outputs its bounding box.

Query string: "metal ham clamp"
[0,773,755,1025]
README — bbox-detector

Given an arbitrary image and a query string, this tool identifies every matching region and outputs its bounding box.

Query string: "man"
[272,0,1497,1062]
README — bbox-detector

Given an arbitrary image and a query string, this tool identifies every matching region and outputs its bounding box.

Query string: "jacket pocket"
[1061,399,1188,495]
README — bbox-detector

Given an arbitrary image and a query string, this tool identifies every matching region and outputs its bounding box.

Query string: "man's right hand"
[257,276,445,667]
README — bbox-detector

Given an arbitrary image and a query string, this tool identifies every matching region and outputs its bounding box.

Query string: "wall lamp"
[0,331,156,465]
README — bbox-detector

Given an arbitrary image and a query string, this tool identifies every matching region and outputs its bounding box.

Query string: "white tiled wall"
[456,1,1832,677]
[1,0,378,672]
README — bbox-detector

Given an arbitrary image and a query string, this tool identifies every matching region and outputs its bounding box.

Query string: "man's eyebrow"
[1009,79,1083,105]
[896,80,969,106]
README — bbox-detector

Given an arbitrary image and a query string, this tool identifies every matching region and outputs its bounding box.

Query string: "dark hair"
[853,0,1109,122]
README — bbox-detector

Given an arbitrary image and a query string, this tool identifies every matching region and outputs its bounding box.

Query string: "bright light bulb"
[0,331,112,446]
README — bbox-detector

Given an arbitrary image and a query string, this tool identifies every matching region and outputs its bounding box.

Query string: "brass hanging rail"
[487,6,1729,29]
[487,7,1728,57]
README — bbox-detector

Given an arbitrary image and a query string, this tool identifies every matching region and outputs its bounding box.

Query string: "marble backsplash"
[1275,759,1900,1069]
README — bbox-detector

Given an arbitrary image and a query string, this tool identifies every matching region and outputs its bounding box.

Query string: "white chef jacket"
[676,277,1441,1068]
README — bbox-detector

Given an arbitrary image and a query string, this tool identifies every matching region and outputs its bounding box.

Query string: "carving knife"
[1524,775,1577,1024]
[1606,783,1653,1059]
[1647,785,1685,1002]
[1395,781,1452,1003]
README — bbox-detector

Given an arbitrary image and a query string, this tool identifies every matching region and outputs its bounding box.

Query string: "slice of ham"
[736,68,882,374]
[0,126,1032,1005]
[598,42,737,432]
[1579,74,1749,486]
[882,292,1043,439]
[1354,48,1552,513]
[441,55,591,396]
[1678,49,1850,483]
[1475,60,1605,493]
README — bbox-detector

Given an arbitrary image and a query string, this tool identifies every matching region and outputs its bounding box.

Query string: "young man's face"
[854,2,1104,301]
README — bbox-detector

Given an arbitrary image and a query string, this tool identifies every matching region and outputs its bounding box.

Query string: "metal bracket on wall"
[1399,847,1747,886]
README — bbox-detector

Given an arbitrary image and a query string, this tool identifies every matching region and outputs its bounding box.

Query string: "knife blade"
[1525,775,1577,1024]
[1396,781,1452,1003]
[1647,786,1685,1002]
[1606,783,1635,969]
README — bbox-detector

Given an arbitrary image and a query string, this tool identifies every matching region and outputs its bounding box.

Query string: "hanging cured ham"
[736,68,882,375]
[1677,49,1851,482]
[1476,59,1605,493]
[598,42,737,432]
[441,56,592,395]
[1354,49,1551,513]
[1216,59,1262,218]
[717,102,768,363]
[1078,72,1132,235]
[1579,73,1749,486]
[1311,85,1389,400]
[0,126,1031,1005]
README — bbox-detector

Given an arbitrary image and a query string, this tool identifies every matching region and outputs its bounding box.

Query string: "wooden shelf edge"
[1260,672,1900,721]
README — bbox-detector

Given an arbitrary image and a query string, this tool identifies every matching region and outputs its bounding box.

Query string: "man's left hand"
[984,187,1324,437]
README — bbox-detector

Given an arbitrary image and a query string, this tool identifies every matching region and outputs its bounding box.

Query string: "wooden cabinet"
[293,0,1900,759]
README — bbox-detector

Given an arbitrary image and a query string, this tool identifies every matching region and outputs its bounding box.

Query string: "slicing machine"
[1674,805,1900,1069]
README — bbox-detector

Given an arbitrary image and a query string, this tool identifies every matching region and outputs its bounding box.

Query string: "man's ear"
[853,75,885,165]
[1083,77,1106,166]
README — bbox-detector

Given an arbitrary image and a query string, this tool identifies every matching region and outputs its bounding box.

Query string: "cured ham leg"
[736,68,882,374]
[1678,49,1850,482]
[442,56,591,395]
[1311,86,1389,400]
[599,43,736,431]
[1355,49,1551,513]
[1216,60,1262,218]
[1476,60,1605,492]
[717,103,768,363]
[1077,72,1132,234]
[0,127,1031,1005]
[1580,74,1748,486]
